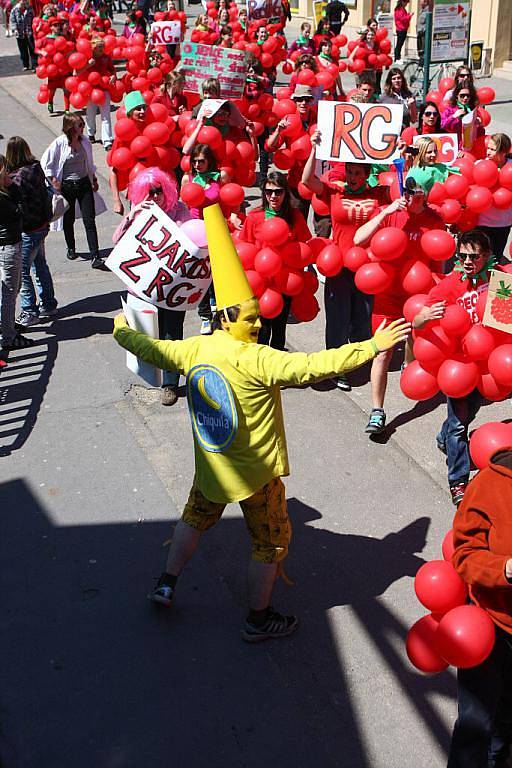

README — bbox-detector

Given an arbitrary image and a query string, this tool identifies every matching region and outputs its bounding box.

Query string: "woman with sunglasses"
[240,172,311,350]
[181,144,229,220]
[418,100,442,134]
[183,102,258,158]
[441,82,482,150]
[477,133,512,263]
[443,65,474,103]
[405,135,459,193]
[113,167,191,407]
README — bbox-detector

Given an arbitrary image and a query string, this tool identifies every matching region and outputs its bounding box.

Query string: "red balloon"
[354,262,394,294]
[462,324,496,361]
[143,122,171,146]
[400,361,439,401]
[440,305,472,337]
[111,146,134,171]
[442,530,455,562]
[236,241,258,270]
[403,293,427,323]
[370,227,408,261]
[475,289,488,322]
[344,246,369,272]
[115,117,138,142]
[444,174,469,199]
[290,134,312,161]
[477,86,495,106]
[258,217,290,247]
[68,51,87,69]
[414,326,455,373]
[478,369,511,401]
[181,182,205,207]
[130,135,152,158]
[440,199,462,224]
[493,187,512,210]
[259,288,284,319]
[148,102,169,123]
[280,113,303,140]
[469,421,512,469]
[290,290,320,322]
[197,125,223,149]
[273,268,304,296]
[401,260,433,295]
[499,163,512,191]
[473,159,499,189]
[421,230,456,262]
[246,269,266,298]
[435,605,495,668]
[316,244,343,277]
[406,615,449,674]
[437,358,479,398]
[414,560,467,616]
[428,182,446,206]
[466,186,493,213]
[273,149,294,171]
[254,247,282,278]
[219,183,244,209]
[439,76,455,95]
[488,344,512,387]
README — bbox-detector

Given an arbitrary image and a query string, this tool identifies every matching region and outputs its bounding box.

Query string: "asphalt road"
[1,15,512,768]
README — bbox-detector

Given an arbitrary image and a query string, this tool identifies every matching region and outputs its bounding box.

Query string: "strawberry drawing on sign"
[490,281,512,325]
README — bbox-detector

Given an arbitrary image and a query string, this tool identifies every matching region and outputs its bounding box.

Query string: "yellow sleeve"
[113,313,193,374]
[246,340,378,388]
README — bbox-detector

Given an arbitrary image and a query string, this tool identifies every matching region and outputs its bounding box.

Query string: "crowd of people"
[1,0,512,760]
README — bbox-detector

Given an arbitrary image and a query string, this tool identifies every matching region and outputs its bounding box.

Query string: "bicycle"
[402,58,458,101]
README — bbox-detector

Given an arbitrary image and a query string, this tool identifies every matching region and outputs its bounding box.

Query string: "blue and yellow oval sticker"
[187,365,238,453]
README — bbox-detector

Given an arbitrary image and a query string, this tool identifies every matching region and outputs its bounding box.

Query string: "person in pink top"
[394,0,413,61]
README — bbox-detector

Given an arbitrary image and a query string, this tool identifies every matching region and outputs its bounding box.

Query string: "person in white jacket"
[41,113,106,270]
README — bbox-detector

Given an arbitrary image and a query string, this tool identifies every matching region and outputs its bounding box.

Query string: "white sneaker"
[15,311,41,328]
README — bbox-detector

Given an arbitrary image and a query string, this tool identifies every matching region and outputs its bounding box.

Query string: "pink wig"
[127,167,178,214]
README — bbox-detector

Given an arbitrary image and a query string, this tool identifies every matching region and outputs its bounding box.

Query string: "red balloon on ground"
[435,605,495,668]
[406,615,449,674]
[414,560,468,616]
[469,421,512,469]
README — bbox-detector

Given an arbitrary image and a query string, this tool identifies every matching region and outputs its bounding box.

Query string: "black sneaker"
[450,482,467,507]
[67,248,77,260]
[148,576,175,608]
[336,375,351,391]
[91,256,108,271]
[365,408,386,434]
[241,607,299,643]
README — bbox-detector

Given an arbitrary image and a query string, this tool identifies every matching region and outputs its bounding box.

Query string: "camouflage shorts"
[182,477,291,563]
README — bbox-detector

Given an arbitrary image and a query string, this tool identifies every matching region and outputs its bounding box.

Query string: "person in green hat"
[405,136,460,194]
[109,90,148,216]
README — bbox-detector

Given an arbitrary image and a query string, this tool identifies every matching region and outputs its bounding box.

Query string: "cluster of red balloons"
[233,218,320,322]
[234,29,288,74]
[401,267,512,403]
[107,101,182,190]
[406,540,495,673]
[346,27,393,74]
[469,420,512,469]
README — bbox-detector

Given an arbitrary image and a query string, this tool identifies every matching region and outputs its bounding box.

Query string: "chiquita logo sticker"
[187,365,238,453]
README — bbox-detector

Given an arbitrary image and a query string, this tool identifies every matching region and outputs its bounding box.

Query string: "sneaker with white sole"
[38,307,58,319]
[148,575,175,607]
[15,310,41,329]
[336,375,351,391]
[241,607,299,643]
[365,408,386,434]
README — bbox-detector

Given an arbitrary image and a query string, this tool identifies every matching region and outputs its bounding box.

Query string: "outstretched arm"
[113,313,190,373]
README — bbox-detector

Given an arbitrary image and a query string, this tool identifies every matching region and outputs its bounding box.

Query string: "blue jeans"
[448,625,512,768]
[324,268,373,349]
[438,389,482,485]
[20,229,57,315]
[158,308,185,388]
[0,241,22,347]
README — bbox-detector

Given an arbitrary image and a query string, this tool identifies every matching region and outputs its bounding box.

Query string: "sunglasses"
[294,97,313,103]
[404,189,424,198]
[423,111,438,117]
[458,251,482,261]
[148,187,163,197]
[265,188,285,196]
[459,93,470,98]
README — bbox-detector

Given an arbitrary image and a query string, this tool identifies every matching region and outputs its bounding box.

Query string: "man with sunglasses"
[413,229,500,506]
[354,176,443,435]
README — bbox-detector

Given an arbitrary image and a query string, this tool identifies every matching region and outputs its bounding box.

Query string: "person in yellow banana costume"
[113,204,411,643]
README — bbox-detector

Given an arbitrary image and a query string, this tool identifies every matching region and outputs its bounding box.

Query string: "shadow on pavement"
[1,484,454,768]
[0,340,56,456]
[55,290,123,320]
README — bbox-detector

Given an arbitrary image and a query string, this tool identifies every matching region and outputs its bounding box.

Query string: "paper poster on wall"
[315,101,403,164]
[106,202,211,311]
[150,20,183,45]
[179,42,249,99]
[431,0,471,64]
[413,133,459,165]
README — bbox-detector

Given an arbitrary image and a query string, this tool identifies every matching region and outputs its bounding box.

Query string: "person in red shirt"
[152,71,187,116]
[413,229,499,506]
[302,129,389,391]
[81,37,115,150]
[450,449,512,766]
[354,176,444,434]
[240,171,311,350]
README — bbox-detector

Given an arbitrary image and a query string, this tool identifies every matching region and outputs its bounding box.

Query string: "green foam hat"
[124,90,146,115]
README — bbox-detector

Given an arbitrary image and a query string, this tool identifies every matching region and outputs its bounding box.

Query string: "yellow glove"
[372,318,411,353]
[113,312,128,331]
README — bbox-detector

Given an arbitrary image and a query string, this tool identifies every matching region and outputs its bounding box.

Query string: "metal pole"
[422,9,432,99]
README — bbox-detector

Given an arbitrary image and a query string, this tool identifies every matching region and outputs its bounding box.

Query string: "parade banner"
[150,21,183,45]
[431,0,471,64]
[247,0,282,23]
[316,101,403,164]
[106,203,211,311]
[179,42,249,99]
[122,295,162,387]
[413,133,458,165]
[483,271,512,336]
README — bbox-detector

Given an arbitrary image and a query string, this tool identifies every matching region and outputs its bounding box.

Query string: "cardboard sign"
[483,271,512,335]
[179,42,249,100]
[122,294,162,387]
[413,133,459,165]
[150,21,183,45]
[316,101,403,164]
[106,203,211,311]
[462,109,477,151]
[247,0,282,22]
